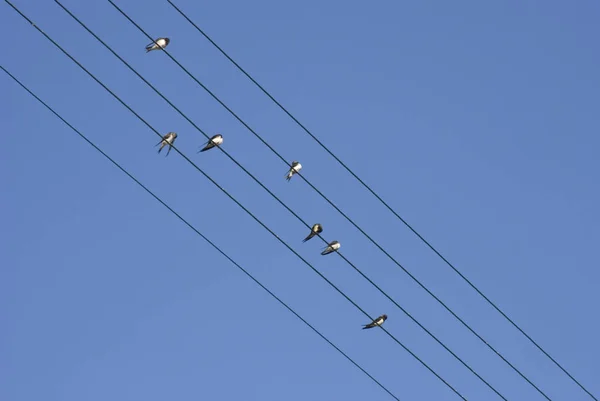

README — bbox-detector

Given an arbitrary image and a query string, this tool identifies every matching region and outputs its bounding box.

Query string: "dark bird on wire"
[199,134,223,152]
[303,224,323,243]
[321,240,340,255]
[146,37,170,52]
[285,161,302,182]
[362,314,387,330]
[156,132,177,156]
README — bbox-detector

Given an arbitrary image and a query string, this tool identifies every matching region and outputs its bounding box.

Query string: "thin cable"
[164,1,597,398]
[5,4,467,398]
[54,3,512,399]
[105,2,558,399]
[1,64,401,401]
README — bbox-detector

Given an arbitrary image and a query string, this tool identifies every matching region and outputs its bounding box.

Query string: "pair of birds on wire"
[303,223,340,256]
[148,37,387,331]
[156,132,223,155]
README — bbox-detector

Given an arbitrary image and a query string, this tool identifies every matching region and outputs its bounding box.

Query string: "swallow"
[321,240,340,255]
[285,161,302,181]
[146,37,170,53]
[199,134,223,152]
[156,132,177,156]
[303,223,323,242]
[362,314,387,329]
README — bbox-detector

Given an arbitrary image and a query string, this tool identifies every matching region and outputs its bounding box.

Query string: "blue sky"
[2,0,599,400]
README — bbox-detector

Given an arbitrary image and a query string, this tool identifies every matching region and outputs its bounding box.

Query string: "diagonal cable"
[163,1,597,398]
[4,3,467,398]
[52,2,514,399]
[1,64,401,401]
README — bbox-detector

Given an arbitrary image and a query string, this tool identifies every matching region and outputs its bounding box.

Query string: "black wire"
[104,1,563,399]
[163,1,597,399]
[0,64,402,401]
[4,3,467,398]
[52,2,513,399]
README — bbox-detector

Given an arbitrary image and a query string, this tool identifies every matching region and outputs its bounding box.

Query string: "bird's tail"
[302,232,315,243]
[321,248,332,255]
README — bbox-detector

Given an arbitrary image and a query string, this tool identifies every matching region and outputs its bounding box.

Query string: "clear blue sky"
[2,0,599,400]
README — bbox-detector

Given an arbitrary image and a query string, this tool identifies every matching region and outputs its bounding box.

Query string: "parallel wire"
[4,3,467,398]
[163,1,597,398]
[105,1,557,399]
[53,2,510,399]
[1,64,401,401]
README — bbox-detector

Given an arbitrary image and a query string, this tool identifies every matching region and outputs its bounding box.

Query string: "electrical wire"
[4,3,467,398]
[163,2,597,399]
[1,64,402,401]
[103,1,562,399]
[51,2,516,400]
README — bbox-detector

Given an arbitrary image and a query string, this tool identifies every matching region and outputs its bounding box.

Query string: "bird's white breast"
[158,39,167,47]
[332,242,340,250]
[213,136,223,145]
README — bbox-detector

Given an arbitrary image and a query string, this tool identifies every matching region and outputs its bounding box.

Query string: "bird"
[285,161,302,181]
[362,314,387,329]
[156,132,177,156]
[321,240,340,255]
[199,134,223,152]
[146,37,170,53]
[303,224,323,242]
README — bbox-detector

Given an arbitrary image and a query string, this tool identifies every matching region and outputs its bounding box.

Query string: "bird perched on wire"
[362,314,387,330]
[146,37,170,53]
[199,134,223,153]
[321,240,340,255]
[156,132,177,156]
[285,161,302,181]
[303,224,323,242]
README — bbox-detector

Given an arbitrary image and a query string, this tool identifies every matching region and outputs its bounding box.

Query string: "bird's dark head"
[382,314,388,320]
[164,38,171,44]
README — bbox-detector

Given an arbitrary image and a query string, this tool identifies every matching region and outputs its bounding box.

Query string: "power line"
[4,4,467,398]
[1,64,402,401]
[51,2,515,399]
[102,1,560,399]
[163,1,596,398]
